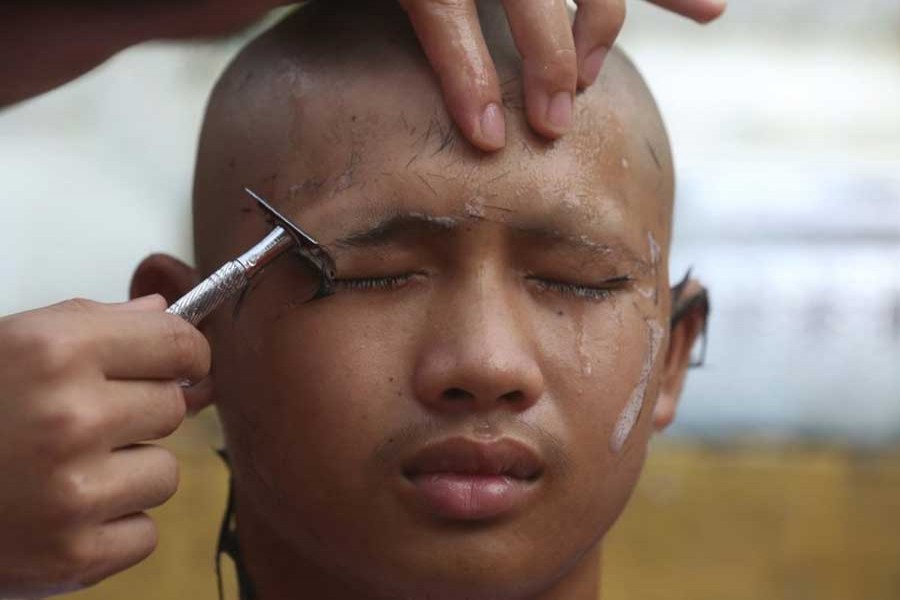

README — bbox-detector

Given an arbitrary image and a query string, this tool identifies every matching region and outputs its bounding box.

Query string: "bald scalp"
[192,0,673,274]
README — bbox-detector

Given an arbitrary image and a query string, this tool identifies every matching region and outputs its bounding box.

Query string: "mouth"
[401,437,545,521]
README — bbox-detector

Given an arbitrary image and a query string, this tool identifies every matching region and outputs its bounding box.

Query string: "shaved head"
[193,0,673,273]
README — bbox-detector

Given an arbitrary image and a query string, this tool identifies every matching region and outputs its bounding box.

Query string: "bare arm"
[2,0,724,150]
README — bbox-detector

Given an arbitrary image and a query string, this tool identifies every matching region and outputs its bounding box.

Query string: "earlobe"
[653,279,709,432]
[130,254,215,413]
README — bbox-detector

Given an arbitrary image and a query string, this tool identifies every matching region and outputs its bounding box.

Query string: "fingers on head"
[573,0,626,89]
[502,0,578,139]
[399,0,506,150]
[647,0,726,24]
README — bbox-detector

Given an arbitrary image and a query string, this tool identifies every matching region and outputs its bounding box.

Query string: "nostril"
[500,390,525,403]
[442,387,474,401]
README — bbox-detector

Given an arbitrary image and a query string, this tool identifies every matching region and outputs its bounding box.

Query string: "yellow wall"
[69,418,900,600]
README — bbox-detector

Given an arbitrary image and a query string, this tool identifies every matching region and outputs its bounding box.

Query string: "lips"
[402,438,544,520]
[404,438,544,480]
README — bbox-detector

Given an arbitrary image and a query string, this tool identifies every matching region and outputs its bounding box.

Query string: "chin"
[341,530,579,600]
[360,566,560,600]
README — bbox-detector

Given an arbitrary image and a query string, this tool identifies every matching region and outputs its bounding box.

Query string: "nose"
[413,269,545,415]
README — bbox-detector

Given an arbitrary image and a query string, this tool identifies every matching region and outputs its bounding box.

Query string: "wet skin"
[134,5,703,600]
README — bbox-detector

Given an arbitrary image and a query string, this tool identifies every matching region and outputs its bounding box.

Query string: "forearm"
[1,2,280,107]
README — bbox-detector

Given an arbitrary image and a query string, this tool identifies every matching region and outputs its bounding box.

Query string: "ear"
[653,279,709,432]
[130,254,215,414]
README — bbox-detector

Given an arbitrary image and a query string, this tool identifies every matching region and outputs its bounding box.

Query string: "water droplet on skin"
[474,420,494,438]
[572,305,592,377]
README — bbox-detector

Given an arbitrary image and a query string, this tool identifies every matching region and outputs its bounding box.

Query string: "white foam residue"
[464,199,486,218]
[407,212,459,228]
[648,231,661,266]
[610,320,666,454]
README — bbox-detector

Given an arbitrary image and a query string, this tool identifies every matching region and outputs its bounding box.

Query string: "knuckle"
[61,297,102,314]
[9,322,84,378]
[50,469,96,523]
[40,401,105,453]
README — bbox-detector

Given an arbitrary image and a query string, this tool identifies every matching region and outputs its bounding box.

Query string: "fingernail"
[582,47,608,87]
[695,0,727,22]
[117,294,166,311]
[546,91,573,133]
[479,102,506,149]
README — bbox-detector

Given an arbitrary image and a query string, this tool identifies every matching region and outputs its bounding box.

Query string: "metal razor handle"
[166,226,294,327]
[165,190,335,328]
[166,261,249,326]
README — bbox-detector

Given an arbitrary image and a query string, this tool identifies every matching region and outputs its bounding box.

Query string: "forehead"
[262,72,667,243]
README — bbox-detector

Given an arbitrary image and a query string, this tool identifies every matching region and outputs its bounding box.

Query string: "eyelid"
[526,275,633,301]
[330,268,634,299]
[333,272,427,292]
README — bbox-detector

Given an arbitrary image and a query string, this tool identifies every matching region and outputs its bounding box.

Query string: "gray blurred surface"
[2,2,898,443]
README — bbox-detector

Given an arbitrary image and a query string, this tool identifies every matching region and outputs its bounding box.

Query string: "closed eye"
[331,272,633,301]
[528,276,633,302]
[334,273,420,292]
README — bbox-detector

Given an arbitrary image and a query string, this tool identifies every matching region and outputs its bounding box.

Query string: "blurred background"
[2,1,898,599]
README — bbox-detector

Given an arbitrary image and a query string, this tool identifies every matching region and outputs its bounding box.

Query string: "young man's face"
[180,58,686,597]
[126,19,703,594]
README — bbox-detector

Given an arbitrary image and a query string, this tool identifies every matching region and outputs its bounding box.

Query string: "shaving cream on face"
[406,212,459,229]
[464,198,486,219]
[609,319,665,454]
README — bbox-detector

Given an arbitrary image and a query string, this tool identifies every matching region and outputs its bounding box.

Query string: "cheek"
[537,297,647,439]
[212,278,419,507]
[534,297,656,526]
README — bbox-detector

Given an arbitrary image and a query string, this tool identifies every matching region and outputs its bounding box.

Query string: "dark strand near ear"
[215,449,257,600]
[669,269,710,368]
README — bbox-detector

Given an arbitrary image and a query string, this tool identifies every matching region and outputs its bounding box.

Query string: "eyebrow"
[331,211,651,272]
[334,213,458,247]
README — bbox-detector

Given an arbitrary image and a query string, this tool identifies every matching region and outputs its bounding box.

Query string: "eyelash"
[334,274,415,291]
[334,273,632,301]
[528,276,632,302]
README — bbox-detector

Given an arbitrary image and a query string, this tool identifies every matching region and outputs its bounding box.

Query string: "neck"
[235,500,604,600]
